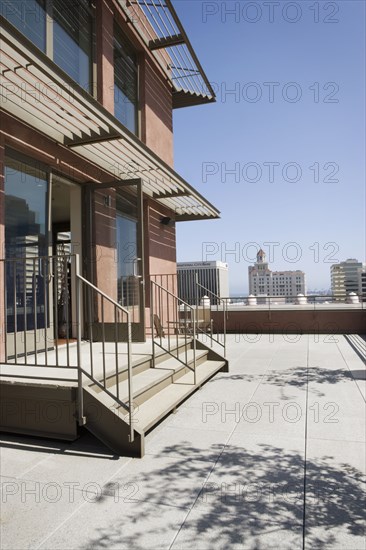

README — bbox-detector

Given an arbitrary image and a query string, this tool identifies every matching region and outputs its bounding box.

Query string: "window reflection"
[53,0,92,91]
[1,0,46,52]
[5,156,48,332]
[116,192,139,311]
[2,0,92,92]
[114,30,138,134]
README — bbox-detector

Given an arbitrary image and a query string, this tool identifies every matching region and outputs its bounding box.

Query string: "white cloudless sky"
[172,0,365,294]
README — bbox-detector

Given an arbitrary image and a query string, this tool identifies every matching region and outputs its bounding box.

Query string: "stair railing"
[150,279,196,385]
[195,275,227,357]
[75,258,134,443]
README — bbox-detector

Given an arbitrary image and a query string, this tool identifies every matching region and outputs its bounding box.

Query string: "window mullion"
[45,0,54,59]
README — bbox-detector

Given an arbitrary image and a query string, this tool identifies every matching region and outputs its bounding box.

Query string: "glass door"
[4,152,54,360]
[84,179,145,341]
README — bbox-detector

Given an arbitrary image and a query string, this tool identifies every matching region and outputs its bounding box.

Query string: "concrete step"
[83,340,228,457]
[82,386,144,458]
[153,339,194,366]
[123,349,209,406]
[119,359,226,433]
[96,339,194,389]
[91,349,209,407]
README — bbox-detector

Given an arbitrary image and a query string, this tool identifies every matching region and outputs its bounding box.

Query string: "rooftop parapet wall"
[211,308,366,335]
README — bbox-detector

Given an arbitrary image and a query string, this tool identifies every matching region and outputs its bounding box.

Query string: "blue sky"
[172,0,365,294]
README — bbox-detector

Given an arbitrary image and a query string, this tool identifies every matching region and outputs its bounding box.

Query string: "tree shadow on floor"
[211,366,355,398]
[83,441,365,549]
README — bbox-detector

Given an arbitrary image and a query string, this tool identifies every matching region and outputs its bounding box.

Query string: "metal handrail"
[195,276,227,356]
[75,259,134,443]
[150,279,196,385]
[76,274,131,316]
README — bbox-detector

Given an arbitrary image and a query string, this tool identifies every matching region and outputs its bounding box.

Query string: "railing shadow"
[0,430,119,460]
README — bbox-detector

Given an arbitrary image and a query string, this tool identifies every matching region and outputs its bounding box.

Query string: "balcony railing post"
[75,259,85,426]
[195,273,199,309]
[192,308,197,385]
[127,315,134,443]
[223,298,227,356]
[194,279,226,355]
[151,279,155,368]
[13,261,17,362]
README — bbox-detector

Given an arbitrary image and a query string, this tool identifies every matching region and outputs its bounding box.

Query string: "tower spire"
[257,249,266,263]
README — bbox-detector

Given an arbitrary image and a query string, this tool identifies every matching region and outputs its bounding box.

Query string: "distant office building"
[360,269,366,301]
[331,259,366,300]
[177,261,229,305]
[248,249,306,298]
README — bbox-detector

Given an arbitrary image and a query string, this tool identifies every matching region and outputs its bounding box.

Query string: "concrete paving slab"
[0,432,131,550]
[1,335,365,550]
[159,401,238,433]
[307,412,366,443]
[145,425,227,461]
[304,484,366,550]
[37,499,189,550]
[206,436,305,489]
[106,453,213,509]
[1,477,88,550]
[306,438,366,480]
[213,408,306,440]
[171,507,303,550]
[7,441,130,489]
[304,526,366,550]
[0,435,72,480]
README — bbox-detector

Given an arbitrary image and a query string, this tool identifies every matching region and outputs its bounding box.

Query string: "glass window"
[3,0,93,92]
[116,214,138,308]
[4,155,49,332]
[53,0,92,91]
[5,156,48,258]
[1,0,46,51]
[114,29,138,134]
[116,191,139,309]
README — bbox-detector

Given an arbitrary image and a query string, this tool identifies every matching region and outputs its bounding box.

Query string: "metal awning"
[116,0,216,108]
[0,17,219,221]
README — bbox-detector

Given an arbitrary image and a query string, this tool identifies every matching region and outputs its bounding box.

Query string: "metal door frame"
[82,179,145,341]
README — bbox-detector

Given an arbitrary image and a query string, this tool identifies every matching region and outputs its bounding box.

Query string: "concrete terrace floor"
[1,334,365,550]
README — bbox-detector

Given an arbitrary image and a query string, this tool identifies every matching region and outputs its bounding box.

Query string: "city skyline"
[174,1,365,293]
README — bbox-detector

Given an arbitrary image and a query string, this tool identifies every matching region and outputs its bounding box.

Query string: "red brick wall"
[141,56,173,167]
[96,0,115,112]
[93,189,118,320]
[144,198,177,335]
[100,0,174,167]
[144,199,177,276]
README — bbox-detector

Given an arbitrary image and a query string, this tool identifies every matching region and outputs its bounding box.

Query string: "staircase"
[82,339,228,457]
[0,256,228,458]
